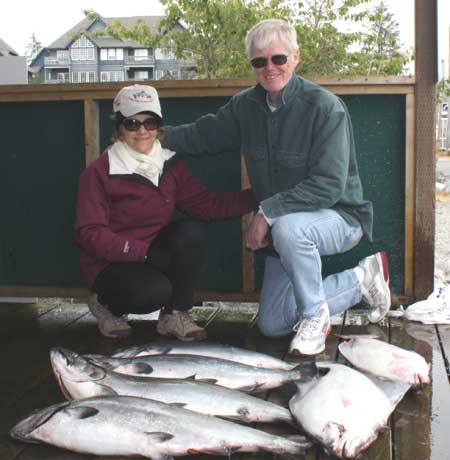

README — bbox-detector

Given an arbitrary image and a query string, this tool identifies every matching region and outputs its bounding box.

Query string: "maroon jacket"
[74,149,256,288]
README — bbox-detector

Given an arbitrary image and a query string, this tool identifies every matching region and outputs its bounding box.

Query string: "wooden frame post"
[84,99,100,166]
[414,0,438,299]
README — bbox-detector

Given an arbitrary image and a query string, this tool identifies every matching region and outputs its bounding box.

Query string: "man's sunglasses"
[122,118,160,132]
[250,54,289,68]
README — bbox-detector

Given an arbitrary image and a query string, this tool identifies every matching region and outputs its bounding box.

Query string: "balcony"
[44,56,71,67]
[124,56,155,67]
[46,74,70,84]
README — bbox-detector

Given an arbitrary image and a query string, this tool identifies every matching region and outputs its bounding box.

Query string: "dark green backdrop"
[0,93,405,294]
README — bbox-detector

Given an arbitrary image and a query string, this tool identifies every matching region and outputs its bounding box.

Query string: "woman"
[74,85,256,340]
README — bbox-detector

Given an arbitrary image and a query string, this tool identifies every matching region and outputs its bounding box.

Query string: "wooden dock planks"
[0,301,447,460]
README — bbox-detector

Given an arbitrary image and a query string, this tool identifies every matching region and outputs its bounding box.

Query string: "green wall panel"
[0,93,406,295]
[0,101,85,287]
[99,97,243,291]
[253,94,406,293]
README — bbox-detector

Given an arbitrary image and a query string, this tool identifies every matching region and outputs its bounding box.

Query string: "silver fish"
[11,395,310,459]
[338,337,430,386]
[289,363,409,458]
[50,347,295,425]
[109,341,295,370]
[85,353,303,393]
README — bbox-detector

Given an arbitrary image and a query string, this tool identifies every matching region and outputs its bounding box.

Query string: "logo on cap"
[128,89,154,103]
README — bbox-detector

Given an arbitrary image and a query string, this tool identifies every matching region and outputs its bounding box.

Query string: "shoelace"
[298,316,322,338]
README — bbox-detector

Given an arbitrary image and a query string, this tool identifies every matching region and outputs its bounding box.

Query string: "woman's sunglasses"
[122,118,160,132]
[250,54,289,69]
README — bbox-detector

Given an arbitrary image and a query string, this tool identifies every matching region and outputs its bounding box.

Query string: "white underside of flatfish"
[289,363,407,459]
[338,338,430,386]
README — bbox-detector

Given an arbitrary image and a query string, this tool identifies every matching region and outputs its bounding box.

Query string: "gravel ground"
[435,197,450,283]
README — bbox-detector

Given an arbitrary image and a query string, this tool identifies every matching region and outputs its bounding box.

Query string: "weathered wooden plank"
[436,324,450,374]
[390,319,436,460]
[331,311,392,460]
[2,301,447,460]
[313,314,347,460]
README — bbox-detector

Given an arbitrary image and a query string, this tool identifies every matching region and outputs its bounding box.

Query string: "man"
[162,19,391,355]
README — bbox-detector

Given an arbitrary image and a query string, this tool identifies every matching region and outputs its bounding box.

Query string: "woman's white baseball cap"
[113,84,162,119]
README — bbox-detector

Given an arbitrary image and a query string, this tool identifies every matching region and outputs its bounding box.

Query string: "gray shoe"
[156,310,207,342]
[88,293,132,339]
[358,252,391,323]
[288,303,331,356]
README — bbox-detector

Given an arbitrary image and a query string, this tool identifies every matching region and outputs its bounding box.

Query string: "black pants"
[93,220,203,316]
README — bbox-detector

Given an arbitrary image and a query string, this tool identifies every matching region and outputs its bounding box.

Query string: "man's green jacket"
[162,75,373,241]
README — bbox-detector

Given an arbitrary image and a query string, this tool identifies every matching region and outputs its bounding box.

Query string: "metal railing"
[124,56,155,65]
[44,57,71,66]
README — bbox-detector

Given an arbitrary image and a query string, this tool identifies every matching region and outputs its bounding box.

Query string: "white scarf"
[108,139,175,186]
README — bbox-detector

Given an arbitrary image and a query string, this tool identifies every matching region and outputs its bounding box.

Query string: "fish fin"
[153,343,173,355]
[63,406,99,419]
[189,447,240,456]
[87,365,107,380]
[95,384,118,396]
[240,382,266,393]
[149,454,174,460]
[335,333,381,340]
[168,402,187,408]
[281,434,313,448]
[132,362,154,375]
[116,362,153,375]
[190,375,218,385]
[144,432,174,443]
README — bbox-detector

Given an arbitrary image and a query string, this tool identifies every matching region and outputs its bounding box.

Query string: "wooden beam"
[83,99,100,167]
[241,157,255,293]
[0,77,415,103]
[0,285,410,306]
[414,0,438,299]
[404,93,416,297]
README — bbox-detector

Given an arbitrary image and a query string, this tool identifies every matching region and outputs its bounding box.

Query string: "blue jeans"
[257,209,364,337]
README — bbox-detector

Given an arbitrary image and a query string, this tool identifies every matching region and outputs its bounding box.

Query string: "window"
[134,49,149,60]
[71,37,95,61]
[155,48,175,60]
[100,71,124,82]
[71,47,95,61]
[72,36,94,48]
[155,69,179,80]
[72,71,96,83]
[134,70,149,80]
[100,48,124,61]
[56,50,69,60]
[56,72,69,82]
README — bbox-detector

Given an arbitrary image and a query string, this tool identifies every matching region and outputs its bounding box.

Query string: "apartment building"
[30,15,196,84]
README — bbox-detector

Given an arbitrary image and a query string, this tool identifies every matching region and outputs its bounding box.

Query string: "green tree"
[355,1,412,75]
[25,33,42,65]
[291,0,371,76]
[158,0,289,78]
[437,77,450,104]
[84,0,412,78]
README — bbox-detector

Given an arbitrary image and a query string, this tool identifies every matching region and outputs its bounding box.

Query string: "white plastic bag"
[403,283,450,324]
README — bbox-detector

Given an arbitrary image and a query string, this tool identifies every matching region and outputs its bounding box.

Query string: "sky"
[1,0,449,77]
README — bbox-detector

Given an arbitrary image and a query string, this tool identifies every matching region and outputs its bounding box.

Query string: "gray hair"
[245,19,299,57]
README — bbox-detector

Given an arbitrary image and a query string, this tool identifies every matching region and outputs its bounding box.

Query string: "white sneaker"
[358,251,391,323]
[157,310,207,342]
[88,293,132,339]
[288,303,331,356]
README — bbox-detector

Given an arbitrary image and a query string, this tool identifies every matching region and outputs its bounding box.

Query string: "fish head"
[323,422,376,458]
[10,401,70,443]
[50,348,106,399]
